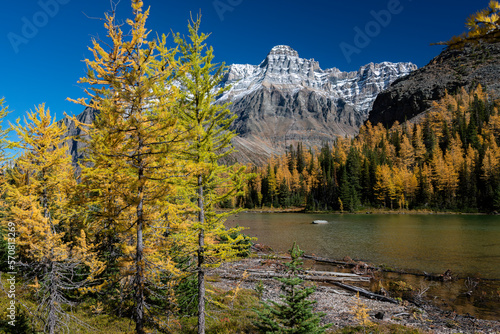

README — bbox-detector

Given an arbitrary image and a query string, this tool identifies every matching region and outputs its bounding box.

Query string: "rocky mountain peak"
[256,45,320,84]
[267,45,299,57]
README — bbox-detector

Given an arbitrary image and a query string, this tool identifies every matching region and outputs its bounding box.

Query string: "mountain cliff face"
[60,106,96,171]
[368,41,500,128]
[219,45,416,164]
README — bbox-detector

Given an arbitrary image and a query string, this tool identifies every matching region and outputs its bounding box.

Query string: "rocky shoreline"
[211,255,500,333]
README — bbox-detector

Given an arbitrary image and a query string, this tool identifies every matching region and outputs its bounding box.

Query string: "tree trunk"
[136,163,145,334]
[197,175,205,334]
[48,263,56,334]
[45,174,56,334]
[332,282,399,304]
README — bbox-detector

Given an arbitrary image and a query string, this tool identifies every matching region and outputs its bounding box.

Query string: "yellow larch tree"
[356,121,376,150]
[465,145,477,175]
[398,133,415,169]
[412,123,427,164]
[483,113,500,139]
[69,1,188,332]
[334,137,349,165]
[482,134,500,181]
[466,1,500,39]
[276,153,292,189]
[393,166,418,209]
[372,123,389,149]
[438,1,500,47]
[4,105,103,334]
[430,145,459,205]
[447,135,465,171]
[290,166,301,194]
[392,167,406,209]
[373,164,396,208]
[420,163,435,203]
[307,148,321,190]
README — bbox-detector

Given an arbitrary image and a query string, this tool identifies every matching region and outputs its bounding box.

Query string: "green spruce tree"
[255,242,331,334]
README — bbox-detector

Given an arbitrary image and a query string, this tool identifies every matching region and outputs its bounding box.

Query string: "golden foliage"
[437,1,500,47]
[6,105,102,272]
[351,292,372,327]
[2,104,104,333]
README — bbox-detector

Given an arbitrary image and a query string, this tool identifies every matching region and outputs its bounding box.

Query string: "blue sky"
[0,0,486,126]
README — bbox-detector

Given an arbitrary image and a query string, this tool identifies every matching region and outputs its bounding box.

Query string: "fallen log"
[219,274,369,283]
[304,270,361,277]
[244,268,362,278]
[302,254,352,266]
[298,274,370,283]
[218,270,370,283]
[303,254,464,279]
[332,282,399,304]
[302,254,378,270]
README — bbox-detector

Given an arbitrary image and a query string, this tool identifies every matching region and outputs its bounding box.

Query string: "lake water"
[227,213,500,279]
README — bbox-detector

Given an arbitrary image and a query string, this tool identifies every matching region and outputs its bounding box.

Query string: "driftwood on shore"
[303,254,466,281]
[215,266,400,304]
[302,254,377,269]
[217,268,370,283]
[332,282,399,304]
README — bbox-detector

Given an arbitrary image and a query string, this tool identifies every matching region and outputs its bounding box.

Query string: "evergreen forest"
[241,86,500,213]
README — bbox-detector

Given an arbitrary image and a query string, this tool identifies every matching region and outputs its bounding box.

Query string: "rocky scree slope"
[368,41,500,128]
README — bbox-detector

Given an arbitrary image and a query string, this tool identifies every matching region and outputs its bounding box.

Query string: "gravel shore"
[212,257,500,333]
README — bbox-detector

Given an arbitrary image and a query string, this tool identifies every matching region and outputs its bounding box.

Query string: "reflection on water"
[227,213,500,278]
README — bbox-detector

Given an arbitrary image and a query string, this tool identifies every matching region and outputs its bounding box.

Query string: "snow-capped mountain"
[220,45,415,112]
[216,45,416,164]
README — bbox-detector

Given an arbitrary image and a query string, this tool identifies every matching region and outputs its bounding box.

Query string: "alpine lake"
[226,212,500,320]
